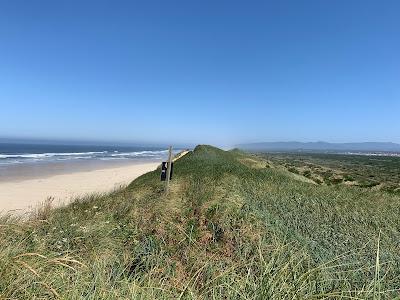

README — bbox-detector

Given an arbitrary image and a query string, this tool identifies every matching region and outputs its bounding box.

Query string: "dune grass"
[1,145,400,299]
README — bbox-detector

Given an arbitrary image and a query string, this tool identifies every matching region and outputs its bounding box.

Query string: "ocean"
[0,143,172,165]
[0,142,177,181]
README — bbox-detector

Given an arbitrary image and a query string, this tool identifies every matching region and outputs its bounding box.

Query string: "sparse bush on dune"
[287,166,299,174]
[1,145,400,299]
[302,169,312,178]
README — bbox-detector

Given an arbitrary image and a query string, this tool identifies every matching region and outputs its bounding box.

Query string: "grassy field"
[1,145,400,299]
[258,152,400,193]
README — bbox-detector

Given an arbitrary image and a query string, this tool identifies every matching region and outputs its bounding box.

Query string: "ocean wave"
[109,150,168,157]
[0,151,107,159]
[0,149,173,165]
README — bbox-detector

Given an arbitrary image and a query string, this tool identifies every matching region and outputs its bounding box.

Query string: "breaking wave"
[0,150,171,165]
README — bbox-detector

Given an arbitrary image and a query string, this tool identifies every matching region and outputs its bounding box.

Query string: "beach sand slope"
[0,162,159,215]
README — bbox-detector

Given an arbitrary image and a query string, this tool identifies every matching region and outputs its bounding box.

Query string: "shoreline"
[0,159,161,183]
[0,161,160,215]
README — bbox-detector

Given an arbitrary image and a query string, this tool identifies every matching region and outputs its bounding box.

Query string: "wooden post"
[166,146,173,193]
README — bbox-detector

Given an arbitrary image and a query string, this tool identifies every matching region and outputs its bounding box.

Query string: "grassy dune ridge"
[1,145,400,299]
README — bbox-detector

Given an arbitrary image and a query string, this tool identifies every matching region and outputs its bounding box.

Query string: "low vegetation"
[259,152,400,194]
[1,145,400,299]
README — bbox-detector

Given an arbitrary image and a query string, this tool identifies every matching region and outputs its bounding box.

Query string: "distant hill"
[237,141,400,152]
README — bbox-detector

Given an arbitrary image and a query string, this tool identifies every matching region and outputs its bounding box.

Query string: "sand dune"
[0,162,159,215]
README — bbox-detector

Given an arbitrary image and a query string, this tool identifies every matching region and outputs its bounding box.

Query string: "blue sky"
[0,0,399,147]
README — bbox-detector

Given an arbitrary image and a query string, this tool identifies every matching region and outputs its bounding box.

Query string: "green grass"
[1,145,400,299]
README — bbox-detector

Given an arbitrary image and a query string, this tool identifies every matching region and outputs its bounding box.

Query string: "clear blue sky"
[0,0,399,146]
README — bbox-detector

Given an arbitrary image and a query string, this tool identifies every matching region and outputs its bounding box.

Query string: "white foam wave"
[0,151,107,159]
[0,150,172,165]
[110,150,168,157]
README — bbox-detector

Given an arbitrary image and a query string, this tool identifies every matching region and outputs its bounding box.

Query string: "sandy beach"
[0,161,159,215]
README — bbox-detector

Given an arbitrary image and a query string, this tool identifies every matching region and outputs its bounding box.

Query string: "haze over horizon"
[2,137,400,154]
[1,1,399,146]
